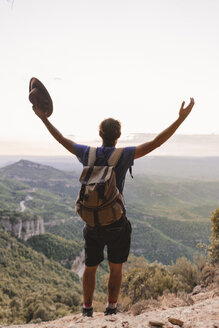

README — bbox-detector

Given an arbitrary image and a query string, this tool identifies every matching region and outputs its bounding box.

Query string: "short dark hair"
[99,118,121,146]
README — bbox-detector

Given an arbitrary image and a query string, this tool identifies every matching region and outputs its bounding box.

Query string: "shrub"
[32,305,52,322]
[10,299,22,311]
[121,256,208,305]
[61,291,80,308]
[24,295,56,323]
[170,257,199,292]
[209,209,219,264]
[122,262,179,303]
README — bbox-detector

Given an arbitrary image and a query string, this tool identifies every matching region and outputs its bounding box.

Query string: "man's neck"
[102,143,116,147]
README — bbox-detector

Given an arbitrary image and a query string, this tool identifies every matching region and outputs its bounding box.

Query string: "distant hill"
[0,159,80,202]
[0,156,80,172]
[1,155,219,180]
[124,175,219,220]
[0,159,77,184]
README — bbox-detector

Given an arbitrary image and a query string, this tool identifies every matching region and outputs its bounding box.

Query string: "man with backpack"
[33,96,194,317]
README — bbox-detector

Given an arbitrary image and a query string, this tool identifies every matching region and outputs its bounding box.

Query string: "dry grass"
[126,291,195,316]
[130,299,159,316]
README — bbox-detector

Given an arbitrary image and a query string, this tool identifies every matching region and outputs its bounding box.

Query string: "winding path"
[19,188,35,212]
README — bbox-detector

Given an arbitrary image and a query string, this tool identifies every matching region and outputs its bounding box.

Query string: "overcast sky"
[1,0,219,155]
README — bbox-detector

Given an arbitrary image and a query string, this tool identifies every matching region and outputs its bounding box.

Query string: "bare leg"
[82,265,98,306]
[108,262,123,302]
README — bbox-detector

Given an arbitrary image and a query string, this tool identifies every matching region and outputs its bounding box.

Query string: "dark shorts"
[83,216,132,267]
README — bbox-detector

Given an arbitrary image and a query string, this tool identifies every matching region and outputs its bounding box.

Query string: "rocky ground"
[2,284,219,328]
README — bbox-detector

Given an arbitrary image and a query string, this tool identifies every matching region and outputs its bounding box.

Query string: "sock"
[107,300,117,309]
[83,303,93,309]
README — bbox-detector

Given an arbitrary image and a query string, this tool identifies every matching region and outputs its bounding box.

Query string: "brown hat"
[29,77,53,117]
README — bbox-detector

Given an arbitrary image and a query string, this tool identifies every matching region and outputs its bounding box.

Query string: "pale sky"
[1,0,219,155]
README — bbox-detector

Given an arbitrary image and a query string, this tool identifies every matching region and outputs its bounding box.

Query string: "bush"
[209,209,219,263]
[24,295,56,323]
[32,305,52,322]
[10,299,22,311]
[121,256,208,305]
[122,262,178,303]
[170,257,199,292]
[61,292,80,307]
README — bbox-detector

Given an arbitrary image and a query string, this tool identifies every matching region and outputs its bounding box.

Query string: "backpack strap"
[88,147,96,166]
[107,148,123,167]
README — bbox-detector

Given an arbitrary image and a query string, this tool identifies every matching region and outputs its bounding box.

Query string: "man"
[33,97,194,316]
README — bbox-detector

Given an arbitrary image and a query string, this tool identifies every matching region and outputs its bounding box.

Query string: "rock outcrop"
[71,250,85,278]
[0,212,45,241]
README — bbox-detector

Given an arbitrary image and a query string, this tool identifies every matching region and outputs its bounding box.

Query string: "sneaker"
[104,306,118,316]
[82,306,93,317]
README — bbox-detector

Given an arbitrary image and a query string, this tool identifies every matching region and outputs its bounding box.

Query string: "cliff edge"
[2,284,219,328]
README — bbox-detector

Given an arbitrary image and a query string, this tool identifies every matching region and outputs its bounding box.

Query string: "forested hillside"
[26,233,83,269]
[0,228,82,325]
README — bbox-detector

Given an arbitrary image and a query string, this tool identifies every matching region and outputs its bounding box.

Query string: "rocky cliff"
[71,250,85,278]
[0,210,45,241]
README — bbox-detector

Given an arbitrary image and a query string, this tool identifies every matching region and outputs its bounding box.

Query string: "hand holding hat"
[29,77,53,117]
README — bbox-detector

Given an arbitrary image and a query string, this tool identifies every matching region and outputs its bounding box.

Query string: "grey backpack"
[75,147,125,227]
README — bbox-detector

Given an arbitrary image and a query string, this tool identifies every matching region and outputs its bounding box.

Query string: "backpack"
[75,147,125,227]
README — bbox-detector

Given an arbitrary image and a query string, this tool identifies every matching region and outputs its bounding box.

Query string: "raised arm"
[134,98,195,159]
[33,106,75,154]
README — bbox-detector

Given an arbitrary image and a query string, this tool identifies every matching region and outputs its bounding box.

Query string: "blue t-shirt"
[74,144,136,194]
